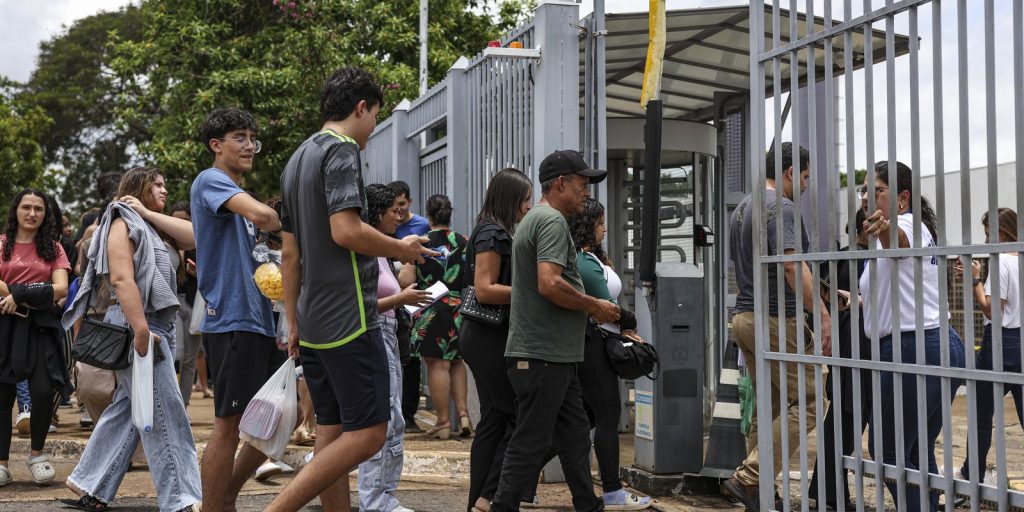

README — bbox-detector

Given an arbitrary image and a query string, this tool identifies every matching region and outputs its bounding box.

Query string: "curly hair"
[3,189,61,263]
[568,198,608,265]
[200,108,259,155]
[321,67,384,123]
[363,183,396,229]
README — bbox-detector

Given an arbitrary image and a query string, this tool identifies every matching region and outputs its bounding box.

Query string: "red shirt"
[0,236,71,286]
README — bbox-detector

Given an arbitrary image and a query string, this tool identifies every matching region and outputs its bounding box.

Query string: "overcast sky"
[0,0,1016,177]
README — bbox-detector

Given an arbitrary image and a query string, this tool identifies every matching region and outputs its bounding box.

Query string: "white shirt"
[859,212,943,338]
[984,254,1021,328]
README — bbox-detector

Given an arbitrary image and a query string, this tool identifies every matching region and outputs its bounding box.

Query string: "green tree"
[108,0,532,203]
[839,168,867,188]
[0,80,53,210]
[21,7,145,213]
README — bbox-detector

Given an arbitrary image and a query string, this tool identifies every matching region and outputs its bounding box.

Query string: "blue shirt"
[190,168,275,336]
[395,214,430,239]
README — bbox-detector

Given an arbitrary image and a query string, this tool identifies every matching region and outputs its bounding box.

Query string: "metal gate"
[748,1,1024,511]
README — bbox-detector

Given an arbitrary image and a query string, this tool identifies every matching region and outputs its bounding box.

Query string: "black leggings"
[461,320,516,510]
[0,346,55,459]
[578,329,623,493]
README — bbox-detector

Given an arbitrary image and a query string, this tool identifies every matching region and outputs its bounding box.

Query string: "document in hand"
[404,281,449,316]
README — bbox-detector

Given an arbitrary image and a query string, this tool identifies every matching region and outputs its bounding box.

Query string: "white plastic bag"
[189,291,206,336]
[131,332,155,433]
[240,358,297,460]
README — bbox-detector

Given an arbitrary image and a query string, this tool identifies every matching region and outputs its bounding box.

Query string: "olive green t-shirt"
[505,204,588,363]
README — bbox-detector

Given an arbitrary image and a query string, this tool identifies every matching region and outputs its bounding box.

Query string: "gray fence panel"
[748,1,1024,511]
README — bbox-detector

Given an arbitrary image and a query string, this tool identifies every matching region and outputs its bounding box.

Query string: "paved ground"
[3,389,1023,511]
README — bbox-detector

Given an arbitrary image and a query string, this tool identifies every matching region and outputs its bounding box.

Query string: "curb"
[11,439,471,480]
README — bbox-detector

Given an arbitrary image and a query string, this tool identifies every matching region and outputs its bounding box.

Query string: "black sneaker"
[58,495,108,510]
[723,477,760,512]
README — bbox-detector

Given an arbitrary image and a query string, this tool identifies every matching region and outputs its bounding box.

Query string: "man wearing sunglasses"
[191,107,285,512]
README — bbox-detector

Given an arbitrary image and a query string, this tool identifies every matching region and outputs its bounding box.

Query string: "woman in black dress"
[459,169,533,512]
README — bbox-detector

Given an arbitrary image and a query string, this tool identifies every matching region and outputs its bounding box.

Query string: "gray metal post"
[390,100,420,192]
[446,57,471,235]
[531,0,581,189]
[533,0,580,484]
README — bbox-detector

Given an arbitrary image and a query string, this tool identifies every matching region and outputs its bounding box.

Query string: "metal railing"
[747,1,1024,511]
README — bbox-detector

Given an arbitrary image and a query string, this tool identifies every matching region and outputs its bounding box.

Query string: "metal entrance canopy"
[582,5,911,122]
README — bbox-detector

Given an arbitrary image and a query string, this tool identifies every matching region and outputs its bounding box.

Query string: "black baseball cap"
[538,150,607,184]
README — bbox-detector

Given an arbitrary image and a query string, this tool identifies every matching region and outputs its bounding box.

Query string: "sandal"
[0,465,10,487]
[202,389,214,399]
[27,453,56,484]
[425,422,451,440]
[459,415,474,438]
[291,428,316,446]
[58,495,109,510]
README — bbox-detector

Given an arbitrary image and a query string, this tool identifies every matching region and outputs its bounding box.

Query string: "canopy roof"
[583,4,912,122]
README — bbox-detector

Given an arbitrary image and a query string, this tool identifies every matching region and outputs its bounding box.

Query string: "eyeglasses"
[218,136,262,153]
[857,186,868,197]
[874,186,889,195]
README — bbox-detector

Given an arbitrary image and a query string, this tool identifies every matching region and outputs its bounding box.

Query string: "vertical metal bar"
[860,2,883,510]
[931,1,956,506]
[956,1,980,508]
[749,1,772,510]
[822,1,842,507]
[798,3,817,509]
[1015,0,1024,425]
[781,2,798,507]
[843,2,867,509]
[907,6,931,508]
[983,2,1007,511]
[882,6,908,509]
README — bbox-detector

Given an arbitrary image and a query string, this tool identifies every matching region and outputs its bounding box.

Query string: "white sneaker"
[255,461,283,481]
[15,411,30,436]
[940,466,967,480]
[304,451,314,464]
[48,423,57,434]
[274,460,294,473]
[392,506,415,512]
[603,489,652,510]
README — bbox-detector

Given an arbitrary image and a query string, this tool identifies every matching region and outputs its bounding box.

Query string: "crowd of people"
[723,143,1023,512]
[3,66,1020,512]
[0,66,655,512]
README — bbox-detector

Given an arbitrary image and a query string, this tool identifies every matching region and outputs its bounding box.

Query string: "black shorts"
[204,330,287,418]
[299,329,390,431]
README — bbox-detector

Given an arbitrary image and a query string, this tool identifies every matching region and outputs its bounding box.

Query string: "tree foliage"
[11,0,531,214]
[0,80,53,210]
[22,7,145,211]
[106,0,532,203]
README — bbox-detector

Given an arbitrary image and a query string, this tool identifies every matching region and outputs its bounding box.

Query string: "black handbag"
[459,285,507,326]
[71,288,133,371]
[603,330,659,380]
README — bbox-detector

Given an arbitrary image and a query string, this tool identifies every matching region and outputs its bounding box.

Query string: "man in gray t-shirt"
[723,142,833,511]
[273,67,435,512]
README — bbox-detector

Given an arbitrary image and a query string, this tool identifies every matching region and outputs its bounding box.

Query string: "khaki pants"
[731,311,827,486]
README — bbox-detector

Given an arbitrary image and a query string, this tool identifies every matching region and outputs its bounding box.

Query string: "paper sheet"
[403,281,449,316]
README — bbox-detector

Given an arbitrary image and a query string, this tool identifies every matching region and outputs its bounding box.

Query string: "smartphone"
[12,305,29,318]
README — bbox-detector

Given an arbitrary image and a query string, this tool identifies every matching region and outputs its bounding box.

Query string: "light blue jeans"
[15,381,30,414]
[67,306,201,511]
[357,315,407,512]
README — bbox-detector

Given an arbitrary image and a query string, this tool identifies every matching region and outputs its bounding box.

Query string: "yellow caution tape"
[640,0,666,108]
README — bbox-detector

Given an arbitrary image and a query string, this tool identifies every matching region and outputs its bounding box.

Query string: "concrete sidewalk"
[5,390,1023,510]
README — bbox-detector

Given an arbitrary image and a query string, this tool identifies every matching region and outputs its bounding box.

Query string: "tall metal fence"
[748,1,1024,511]
[362,3,580,235]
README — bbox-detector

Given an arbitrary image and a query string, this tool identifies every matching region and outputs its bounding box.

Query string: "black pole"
[638,99,663,285]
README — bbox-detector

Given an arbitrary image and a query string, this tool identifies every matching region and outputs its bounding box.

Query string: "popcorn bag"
[252,244,284,301]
